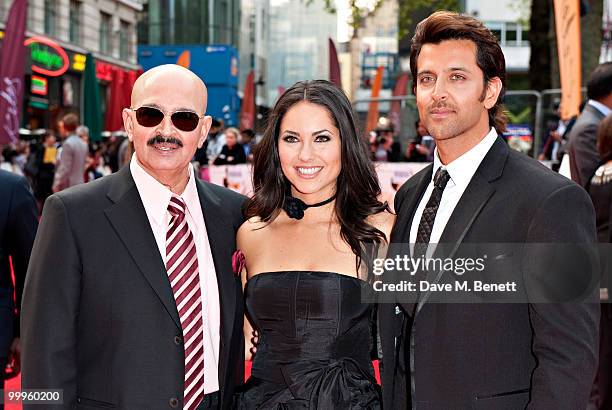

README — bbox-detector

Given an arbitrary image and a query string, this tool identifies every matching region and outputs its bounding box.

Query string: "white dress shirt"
[409,128,498,254]
[130,155,221,393]
[588,99,612,117]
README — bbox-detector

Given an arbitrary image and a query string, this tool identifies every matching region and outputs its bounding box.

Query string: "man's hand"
[416,144,430,155]
[4,338,20,379]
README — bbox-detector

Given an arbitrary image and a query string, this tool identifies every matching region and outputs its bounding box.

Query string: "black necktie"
[415,167,451,252]
[409,167,451,312]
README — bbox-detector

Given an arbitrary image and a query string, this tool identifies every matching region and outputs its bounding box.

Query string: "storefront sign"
[31,75,48,95]
[96,61,113,81]
[73,53,86,72]
[24,36,69,77]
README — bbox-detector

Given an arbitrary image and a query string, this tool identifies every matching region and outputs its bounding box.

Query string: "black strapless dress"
[234,271,381,409]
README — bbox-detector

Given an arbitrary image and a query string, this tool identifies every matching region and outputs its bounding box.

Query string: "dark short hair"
[246,80,389,271]
[410,11,507,133]
[587,62,612,101]
[597,114,612,163]
[241,129,255,139]
[62,113,79,132]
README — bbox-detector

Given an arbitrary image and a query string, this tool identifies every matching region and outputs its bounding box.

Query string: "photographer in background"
[405,119,435,162]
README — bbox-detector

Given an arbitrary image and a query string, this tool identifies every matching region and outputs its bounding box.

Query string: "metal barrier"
[353,88,587,159]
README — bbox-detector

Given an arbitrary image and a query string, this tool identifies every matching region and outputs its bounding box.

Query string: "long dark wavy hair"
[245,79,390,272]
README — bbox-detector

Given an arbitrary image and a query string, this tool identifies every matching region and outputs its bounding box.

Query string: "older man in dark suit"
[22,65,246,409]
[0,170,38,409]
[379,12,599,409]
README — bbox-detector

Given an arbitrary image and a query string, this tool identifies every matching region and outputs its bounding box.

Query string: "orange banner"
[553,0,581,120]
[365,66,385,134]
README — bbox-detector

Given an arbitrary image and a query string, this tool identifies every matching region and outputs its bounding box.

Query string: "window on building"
[491,29,502,42]
[119,20,131,60]
[44,0,57,36]
[69,0,81,44]
[219,0,229,43]
[505,23,519,45]
[485,21,529,47]
[100,12,112,54]
[522,28,530,44]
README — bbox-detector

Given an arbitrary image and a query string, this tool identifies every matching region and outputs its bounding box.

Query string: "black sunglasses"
[130,106,203,132]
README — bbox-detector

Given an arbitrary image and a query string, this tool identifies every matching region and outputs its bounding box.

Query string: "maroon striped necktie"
[166,195,204,410]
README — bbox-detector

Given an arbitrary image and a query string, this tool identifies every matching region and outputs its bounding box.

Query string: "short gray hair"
[76,125,89,136]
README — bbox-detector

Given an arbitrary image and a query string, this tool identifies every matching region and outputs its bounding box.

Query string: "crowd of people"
[2,9,612,410]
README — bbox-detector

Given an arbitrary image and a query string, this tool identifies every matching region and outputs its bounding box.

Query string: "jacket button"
[169,397,179,408]
[174,335,182,345]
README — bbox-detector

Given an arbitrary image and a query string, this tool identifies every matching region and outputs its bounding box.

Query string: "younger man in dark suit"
[379,11,599,409]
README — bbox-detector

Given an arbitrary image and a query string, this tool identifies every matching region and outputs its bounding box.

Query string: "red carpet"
[4,373,21,410]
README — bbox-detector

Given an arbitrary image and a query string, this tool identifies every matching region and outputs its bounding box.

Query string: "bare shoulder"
[367,210,396,241]
[237,216,269,251]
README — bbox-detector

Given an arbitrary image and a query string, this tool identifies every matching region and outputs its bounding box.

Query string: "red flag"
[240,70,255,130]
[176,50,191,69]
[124,69,141,110]
[389,73,409,134]
[105,67,126,132]
[365,66,384,134]
[329,38,342,88]
[0,0,28,144]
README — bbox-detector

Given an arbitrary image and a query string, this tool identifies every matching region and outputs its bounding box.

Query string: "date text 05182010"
[1,389,63,404]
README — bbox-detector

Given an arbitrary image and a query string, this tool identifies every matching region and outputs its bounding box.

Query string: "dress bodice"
[235,270,380,409]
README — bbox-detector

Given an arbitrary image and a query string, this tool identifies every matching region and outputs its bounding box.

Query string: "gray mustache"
[147,135,184,147]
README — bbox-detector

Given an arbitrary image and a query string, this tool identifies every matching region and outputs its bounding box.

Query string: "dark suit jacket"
[567,103,607,188]
[0,170,38,362]
[21,166,246,409]
[379,137,599,409]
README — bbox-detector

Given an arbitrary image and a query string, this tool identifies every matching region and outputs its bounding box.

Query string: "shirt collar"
[130,154,197,225]
[588,100,612,117]
[432,127,498,189]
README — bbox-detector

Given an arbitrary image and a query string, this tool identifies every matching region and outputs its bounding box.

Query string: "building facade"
[0,0,143,132]
[465,0,530,89]
[239,0,269,108]
[351,0,400,103]
[138,0,240,47]
[266,0,336,107]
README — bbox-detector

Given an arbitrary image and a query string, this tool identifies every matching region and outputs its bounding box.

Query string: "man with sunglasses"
[21,64,246,410]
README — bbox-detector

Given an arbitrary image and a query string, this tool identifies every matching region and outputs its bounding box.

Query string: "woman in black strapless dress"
[233,80,395,409]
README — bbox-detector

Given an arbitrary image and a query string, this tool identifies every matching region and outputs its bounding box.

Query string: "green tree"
[528,0,551,90]
[397,0,460,38]
[581,0,604,82]
[531,0,603,90]
[314,0,458,37]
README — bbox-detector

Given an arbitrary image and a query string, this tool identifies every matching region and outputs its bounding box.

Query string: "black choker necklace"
[282,194,336,220]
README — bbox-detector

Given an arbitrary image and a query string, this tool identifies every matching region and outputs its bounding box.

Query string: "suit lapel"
[415,137,508,314]
[391,165,432,315]
[104,167,182,330]
[195,180,236,389]
[392,165,433,244]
